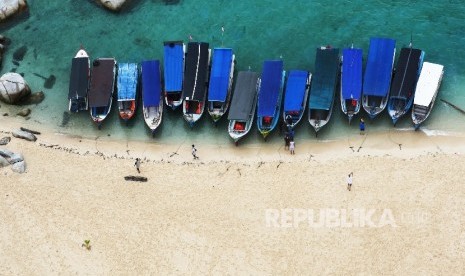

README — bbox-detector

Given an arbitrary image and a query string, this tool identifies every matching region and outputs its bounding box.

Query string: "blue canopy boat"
[163,41,185,109]
[141,60,163,135]
[283,70,311,129]
[182,42,211,126]
[308,46,340,133]
[387,45,424,125]
[88,58,116,129]
[340,47,363,124]
[257,60,285,139]
[117,63,139,121]
[362,37,396,119]
[207,48,235,122]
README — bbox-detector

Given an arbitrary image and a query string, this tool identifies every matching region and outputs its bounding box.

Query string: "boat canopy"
[68,57,89,99]
[363,37,396,97]
[117,63,138,101]
[183,42,210,101]
[228,71,259,121]
[208,48,233,102]
[142,60,161,107]
[309,47,340,110]
[88,58,116,107]
[284,70,308,112]
[390,47,423,98]
[163,41,184,93]
[341,48,363,100]
[413,62,444,107]
[257,60,284,117]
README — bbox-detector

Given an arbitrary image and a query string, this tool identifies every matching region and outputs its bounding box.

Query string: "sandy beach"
[1,115,465,274]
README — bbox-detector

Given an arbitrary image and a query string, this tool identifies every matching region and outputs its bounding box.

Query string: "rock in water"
[0,137,11,145]
[0,73,31,104]
[98,0,127,11]
[11,160,25,173]
[13,45,27,61]
[12,129,36,141]
[17,107,30,117]
[0,0,28,22]
[23,91,45,105]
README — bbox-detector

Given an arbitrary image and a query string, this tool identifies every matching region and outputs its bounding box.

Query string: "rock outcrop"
[12,129,36,141]
[97,0,127,12]
[0,72,31,104]
[11,160,25,173]
[23,91,45,105]
[0,0,28,22]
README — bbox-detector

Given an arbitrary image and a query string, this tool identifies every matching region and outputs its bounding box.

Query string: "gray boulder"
[0,155,9,167]
[0,72,31,104]
[0,148,14,158]
[12,129,36,141]
[0,0,28,22]
[8,152,23,164]
[17,107,30,117]
[11,160,25,173]
[0,136,10,145]
[98,0,127,11]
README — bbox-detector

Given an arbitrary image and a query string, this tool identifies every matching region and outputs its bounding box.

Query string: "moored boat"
[68,47,90,112]
[283,70,311,129]
[362,37,396,119]
[207,48,235,122]
[163,41,185,109]
[88,58,117,128]
[256,60,285,139]
[117,63,139,121]
[340,47,363,124]
[411,62,444,129]
[308,46,340,134]
[388,45,424,125]
[227,71,260,145]
[182,42,211,126]
[141,60,163,135]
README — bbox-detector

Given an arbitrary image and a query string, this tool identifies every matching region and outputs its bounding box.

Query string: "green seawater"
[1,0,464,146]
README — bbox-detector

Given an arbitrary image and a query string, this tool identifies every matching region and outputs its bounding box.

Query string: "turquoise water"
[1,0,464,146]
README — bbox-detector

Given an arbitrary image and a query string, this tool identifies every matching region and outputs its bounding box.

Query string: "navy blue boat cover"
[341,48,363,100]
[183,42,210,101]
[390,47,423,98]
[363,38,396,97]
[68,57,89,99]
[257,60,284,117]
[117,63,138,101]
[208,48,233,102]
[142,60,161,107]
[228,71,259,121]
[284,70,308,112]
[163,41,184,93]
[309,48,340,110]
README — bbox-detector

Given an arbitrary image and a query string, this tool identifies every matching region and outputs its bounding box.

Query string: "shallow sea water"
[0,0,464,146]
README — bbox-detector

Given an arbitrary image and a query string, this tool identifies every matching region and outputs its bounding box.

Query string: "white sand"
[1,116,465,274]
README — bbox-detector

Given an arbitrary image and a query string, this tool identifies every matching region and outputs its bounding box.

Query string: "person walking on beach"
[289,140,295,155]
[192,144,199,160]
[134,158,141,173]
[347,172,353,191]
[359,118,365,135]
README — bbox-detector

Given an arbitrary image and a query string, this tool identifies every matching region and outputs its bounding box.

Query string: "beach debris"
[20,127,40,135]
[96,0,128,12]
[0,72,31,104]
[440,99,465,115]
[60,111,70,127]
[22,91,45,105]
[0,136,10,145]
[11,160,25,173]
[124,175,148,182]
[16,107,30,117]
[82,240,91,250]
[0,0,28,22]
[12,129,36,141]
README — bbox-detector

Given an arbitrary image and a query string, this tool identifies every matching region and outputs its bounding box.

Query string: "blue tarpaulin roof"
[284,70,308,112]
[208,48,233,102]
[163,42,184,93]
[142,60,161,107]
[309,47,340,110]
[257,60,284,117]
[363,38,396,97]
[341,48,363,100]
[117,63,138,101]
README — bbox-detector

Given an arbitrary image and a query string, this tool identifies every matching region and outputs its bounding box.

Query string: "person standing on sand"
[134,158,141,173]
[289,140,295,155]
[347,172,353,191]
[359,118,365,135]
[192,144,199,160]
